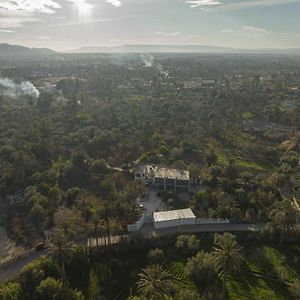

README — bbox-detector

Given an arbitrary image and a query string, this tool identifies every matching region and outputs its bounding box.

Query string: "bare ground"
[0,227,25,265]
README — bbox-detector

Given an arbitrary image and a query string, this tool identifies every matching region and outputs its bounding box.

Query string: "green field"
[164,242,300,300]
[227,243,300,300]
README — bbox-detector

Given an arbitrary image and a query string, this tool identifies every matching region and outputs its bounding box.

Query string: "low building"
[153,208,196,229]
[134,164,190,192]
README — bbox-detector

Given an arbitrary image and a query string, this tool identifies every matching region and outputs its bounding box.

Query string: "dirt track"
[0,227,25,265]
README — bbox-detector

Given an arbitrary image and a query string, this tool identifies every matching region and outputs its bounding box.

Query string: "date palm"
[212,233,243,298]
[269,199,299,245]
[137,265,174,300]
[47,231,73,284]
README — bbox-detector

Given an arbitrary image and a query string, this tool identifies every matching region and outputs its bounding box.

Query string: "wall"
[154,217,196,229]
[127,214,153,232]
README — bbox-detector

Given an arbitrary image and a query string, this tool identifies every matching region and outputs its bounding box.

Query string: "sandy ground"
[0,226,25,265]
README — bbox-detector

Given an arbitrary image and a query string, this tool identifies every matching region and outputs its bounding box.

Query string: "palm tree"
[212,233,243,298]
[47,231,74,284]
[90,213,101,247]
[99,203,113,246]
[269,199,299,245]
[137,265,174,300]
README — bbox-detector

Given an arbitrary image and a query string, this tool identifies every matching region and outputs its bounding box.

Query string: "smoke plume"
[0,78,40,98]
[141,53,154,67]
[140,54,170,78]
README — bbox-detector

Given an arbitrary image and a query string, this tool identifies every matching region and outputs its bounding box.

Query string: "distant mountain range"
[1,43,300,56]
[66,44,300,54]
[0,43,56,56]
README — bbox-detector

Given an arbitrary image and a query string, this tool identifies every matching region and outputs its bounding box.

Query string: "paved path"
[0,223,264,283]
[0,239,87,283]
[0,251,45,282]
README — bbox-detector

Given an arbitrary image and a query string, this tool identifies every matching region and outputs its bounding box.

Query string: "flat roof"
[144,165,189,180]
[153,208,196,223]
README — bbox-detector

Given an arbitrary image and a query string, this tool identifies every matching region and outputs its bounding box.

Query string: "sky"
[0,0,300,51]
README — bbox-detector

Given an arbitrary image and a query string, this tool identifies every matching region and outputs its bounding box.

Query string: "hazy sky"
[0,0,300,50]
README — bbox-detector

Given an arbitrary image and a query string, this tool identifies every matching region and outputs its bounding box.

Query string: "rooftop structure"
[134,164,190,192]
[153,208,196,229]
[153,208,195,223]
[146,165,189,181]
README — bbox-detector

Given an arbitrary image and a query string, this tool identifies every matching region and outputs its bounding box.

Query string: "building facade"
[134,164,190,193]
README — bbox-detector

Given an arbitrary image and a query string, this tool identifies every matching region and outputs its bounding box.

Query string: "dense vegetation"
[1,53,300,299]
[2,232,300,299]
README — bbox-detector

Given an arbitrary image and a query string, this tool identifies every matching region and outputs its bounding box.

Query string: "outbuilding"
[153,208,196,229]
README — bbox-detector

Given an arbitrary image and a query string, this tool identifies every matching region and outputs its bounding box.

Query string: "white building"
[153,208,196,229]
[134,164,190,192]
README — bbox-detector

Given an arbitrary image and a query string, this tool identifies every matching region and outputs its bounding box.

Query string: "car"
[139,204,145,210]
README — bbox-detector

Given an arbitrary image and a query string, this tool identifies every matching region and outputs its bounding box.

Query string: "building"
[153,208,196,229]
[134,164,190,192]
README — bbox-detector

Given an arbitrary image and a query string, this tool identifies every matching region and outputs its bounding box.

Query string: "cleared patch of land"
[0,227,25,265]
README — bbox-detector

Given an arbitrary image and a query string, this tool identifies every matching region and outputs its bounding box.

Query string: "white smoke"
[0,78,40,98]
[141,53,154,67]
[140,54,170,78]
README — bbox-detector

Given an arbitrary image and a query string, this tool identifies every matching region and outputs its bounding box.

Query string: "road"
[0,223,264,283]
[0,250,46,282]
[138,222,265,238]
[0,238,87,283]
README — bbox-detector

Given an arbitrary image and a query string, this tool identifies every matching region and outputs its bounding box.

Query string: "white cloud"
[0,0,93,14]
[0,0,61,14]
[243,26,269,33]
[221,29,235,33]
[0,11,39,28]
[106,0,122,7]
[189,34,201,38]
[217,0,300,11]
[186,0,300,10]
[156,31,181,36]
[36,36,52,40]
[0,29,14,33]
[185,0,222,8]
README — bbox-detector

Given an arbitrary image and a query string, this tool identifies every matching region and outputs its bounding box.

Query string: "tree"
[269,199,299,245]
[88,270,101,300]
[19,257,60,298]
[176,234,200,256]
[35,277,63,300]
[0,282,22,300]
[28,204,46,236]
[35,277,84,300]
[212,233,243,298]
[54,207,85,237]
[137,265,174,300]
[89,213,102,247]
[147,248,165,265]
[47,231,74,284]
[225,159,237,180]
[175,289,201,300]
[186,251,218,291]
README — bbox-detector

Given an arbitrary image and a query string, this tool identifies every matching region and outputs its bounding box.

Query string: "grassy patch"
[216,151,274,171]
[242,112,255,120]
[227,243,299,300]
[235,158,270,171]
